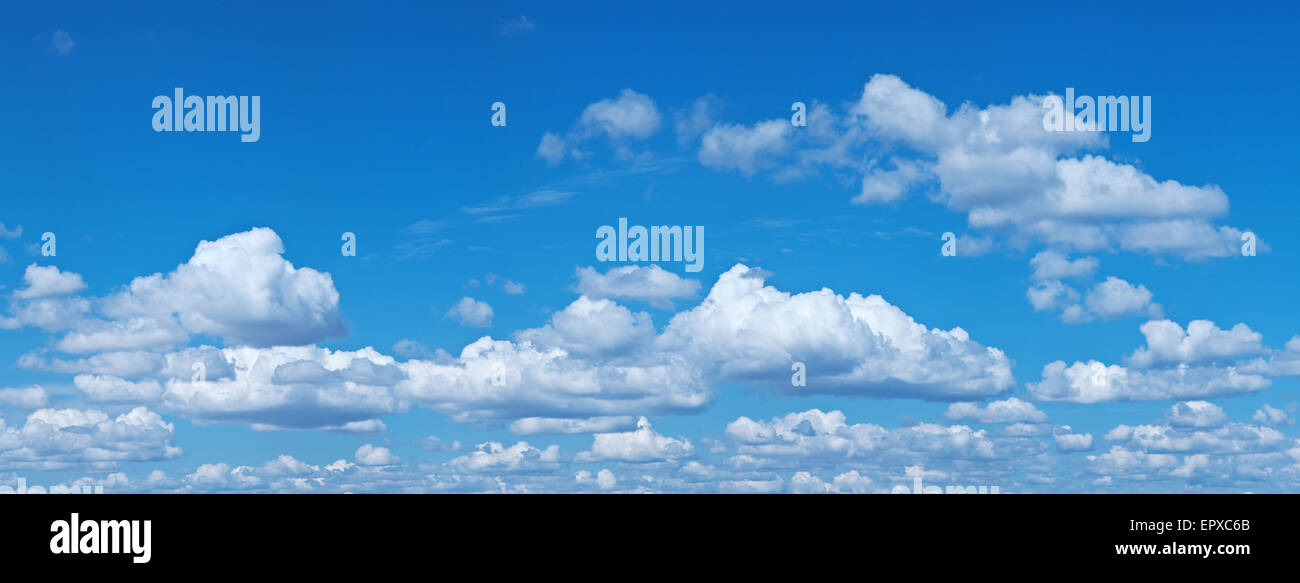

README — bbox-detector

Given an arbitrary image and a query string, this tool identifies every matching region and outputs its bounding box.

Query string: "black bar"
[2,494,1281,572]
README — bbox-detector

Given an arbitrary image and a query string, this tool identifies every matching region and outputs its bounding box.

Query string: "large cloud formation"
[851,75,1249,259]
[3,229,1014,434]
[98,228,348,346]
[684,74,1255,260]
[1,228,347,351]
[1027,319,1295,404]
[0,406,181,470]
[656,265,1013,399]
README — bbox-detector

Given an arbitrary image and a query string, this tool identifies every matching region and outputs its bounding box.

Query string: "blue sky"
[1,1,1298,493]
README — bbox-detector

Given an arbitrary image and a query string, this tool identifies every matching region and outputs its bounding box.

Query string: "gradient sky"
[1,1,1298,493]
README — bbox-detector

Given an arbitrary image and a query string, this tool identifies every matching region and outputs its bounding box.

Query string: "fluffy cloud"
[185,463,261,491]
[1053,427,1094,452]
[1252,404,1293,427]
[1104,423,1289,454]
[149,260,1019,430]
[18,350,166,378]
[161,345,406,429]
[399,335,711,423]
[579,89,662,140]
[851,74,954,147]
[1166,401,1229,428]
[102,455,447,493]
[537,89,662,164]
[321,419,387,436]
[536,131,567,166]
[509,416,638,435]
[13,264,86,299]
[1028,360,1269,403]
[53,318,190,354]
[0,386,49,410]
[391,339,433,359]
[73,374,164,403]
[689,98,858,181]
[580,417,694,462]
[1033,276,1162,324]
[261,454,319,477]
[682,74,1255,260]
[404,263,1015,425]
[717,477,785,493]
[155,256,1018,435]
[856,160,927,204]
[0,295,91,331]
[98,228,347,346]
[446,441,563,473]
[513,296,657,357]
[1,229,347,351]
[354,444,399,466]
[573,265,700,309]
[159,258,1012,432]
[787,471,835,493]
[0,407,181,469]
[657,264,1014,400]
[1127,320,1264,368]
[1026,280,1079,313]
[722,408,1013,469]
[1029,251,1098,281]
[1001,422,1051,437]
[574,468,618,490]
[943,397,1048,424]
[1027,316,1296,405]
[830,470,875,493]
[417,435,462,451]
[446,297,494,327]
[1081,277,1162,320]
[1085,446,1177,476]
[1239,336,1300,377]
[698,119,792,176]
[725,409,871,462]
